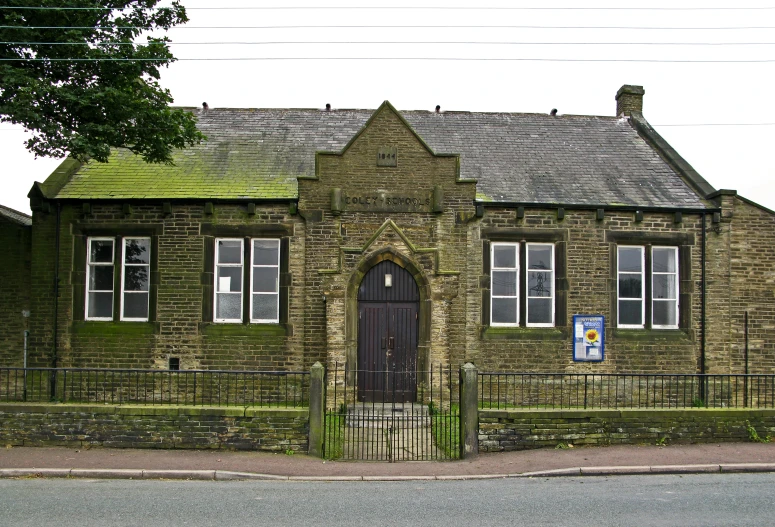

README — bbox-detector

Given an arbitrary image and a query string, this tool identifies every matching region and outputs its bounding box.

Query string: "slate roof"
[0,204,32,226]
[51,105,710,208]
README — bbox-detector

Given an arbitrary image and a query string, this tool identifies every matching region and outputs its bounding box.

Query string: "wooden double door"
[357,260,419,402]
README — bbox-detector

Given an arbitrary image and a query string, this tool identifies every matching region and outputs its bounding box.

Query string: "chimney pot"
[202,102,209,110]
[550,108,557,116]
[435,105,441,113]
[325,103,331,111]
[615,85,645,116]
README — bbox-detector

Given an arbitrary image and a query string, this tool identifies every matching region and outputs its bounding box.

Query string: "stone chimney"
[615,85,645,116]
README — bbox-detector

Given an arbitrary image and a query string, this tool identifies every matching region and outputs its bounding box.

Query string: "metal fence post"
[459,362,479,459]
[308,362,325,457]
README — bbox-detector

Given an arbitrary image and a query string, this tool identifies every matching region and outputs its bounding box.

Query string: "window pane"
[90,240,113,263]
[217,240,242,264]
[88,292,113,318]
[89,266,114,291]
[253,267,279,293]
[217,267,242,292]
[253,239,279,265]
[492,245,516,268]
[492,270,517,297]
[528,246,552,270]
[491,298,517,324]
[123,292,149,319]
[528,298,552,324]
[653,248,677,273]
[216,293,241,320]
[618,275,642,299]
[124,239,150,264]
[653,274,677,300]
[124,266,149,292]
[528,271,552,297]
[619,300,642,325]
[618,247,643,272]
[252,294,279,321]
[653,300,678,326]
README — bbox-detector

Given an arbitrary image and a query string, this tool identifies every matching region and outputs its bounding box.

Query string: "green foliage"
[655,436,667,447]
[429,404,460,459]
[692,397,706,408]
[555,442,570,450]
[0,1,204,164]
[323,413,344,460]
[745,421,771,443]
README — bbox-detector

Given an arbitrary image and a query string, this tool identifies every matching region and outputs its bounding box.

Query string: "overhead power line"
[2,5,775,11]
[2,57,774,63]
[4,41,775,46]
[3,25,774,31]
[2,123,774,132]
[654,123,775,127]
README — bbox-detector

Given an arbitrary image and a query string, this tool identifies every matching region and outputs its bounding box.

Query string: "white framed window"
[86,237,115,321]
[617,246,645,328]
[120,237,151,321]
[490,243,519,326]
[214,238,244,322]
[652,246,679,329]
[526,243,554,327]
[617,245,679,329]
[250,239,280,323]
[214,238,281,324]
[86,236,151,322]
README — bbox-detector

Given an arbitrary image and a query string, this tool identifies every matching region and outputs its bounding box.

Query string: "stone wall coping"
[0,402,308,418]
[479,407,775,419]
[244,407,308,418]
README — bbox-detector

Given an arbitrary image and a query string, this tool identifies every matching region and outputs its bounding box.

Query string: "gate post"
[308,362,325,457]
[459,362,479,459]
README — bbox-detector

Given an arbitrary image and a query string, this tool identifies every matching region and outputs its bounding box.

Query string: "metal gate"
[323,363,460,461]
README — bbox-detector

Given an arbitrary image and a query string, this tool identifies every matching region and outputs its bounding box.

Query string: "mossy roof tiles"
[52,106,709,208]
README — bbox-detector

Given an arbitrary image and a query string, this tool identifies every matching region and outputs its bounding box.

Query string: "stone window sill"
[611,329,692,342]
[71,321,158,336]
[200,323,289,337]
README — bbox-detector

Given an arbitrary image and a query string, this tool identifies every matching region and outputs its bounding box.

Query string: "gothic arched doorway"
[357,260,419,402]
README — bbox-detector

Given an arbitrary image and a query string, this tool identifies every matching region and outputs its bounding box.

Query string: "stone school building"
[4,85,775,386]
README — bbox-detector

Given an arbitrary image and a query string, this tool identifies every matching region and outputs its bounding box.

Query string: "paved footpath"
[1,442,774,481]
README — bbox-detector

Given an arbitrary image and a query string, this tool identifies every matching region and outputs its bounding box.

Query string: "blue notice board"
[573,315,605,362]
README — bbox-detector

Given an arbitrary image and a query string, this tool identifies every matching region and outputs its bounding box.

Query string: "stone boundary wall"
[0,404,308,452]
[479,408,775,452]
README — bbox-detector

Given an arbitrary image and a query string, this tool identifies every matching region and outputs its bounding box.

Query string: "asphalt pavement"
[2,442,774,480]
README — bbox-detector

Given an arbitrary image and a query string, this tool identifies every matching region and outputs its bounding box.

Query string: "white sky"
[2,0,774,215]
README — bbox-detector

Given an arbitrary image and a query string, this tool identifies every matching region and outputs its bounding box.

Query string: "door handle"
[388,337,394,349]
[381,337,386,350]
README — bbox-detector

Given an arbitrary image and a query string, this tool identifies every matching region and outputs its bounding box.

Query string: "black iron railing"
[0,367,309,408]
[479,373,775,410]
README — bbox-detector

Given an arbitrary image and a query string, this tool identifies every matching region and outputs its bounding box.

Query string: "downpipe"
[700,212,707,402]
[23,329,29,401]
[50,202,61,400]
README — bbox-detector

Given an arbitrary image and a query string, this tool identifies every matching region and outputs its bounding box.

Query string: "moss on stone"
[71,321,156,336]
[201,323,287,337]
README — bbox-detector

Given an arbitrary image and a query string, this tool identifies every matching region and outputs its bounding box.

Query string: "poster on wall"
[573,315,605,362]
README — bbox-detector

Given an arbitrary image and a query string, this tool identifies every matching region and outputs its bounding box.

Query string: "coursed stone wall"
[469,208,703,373]
[479,408,775,452]
[0,404,308,452]
[28,202,305,370]
[21,105,775,379]
[727,197,775,374]
[0,216,31,366]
